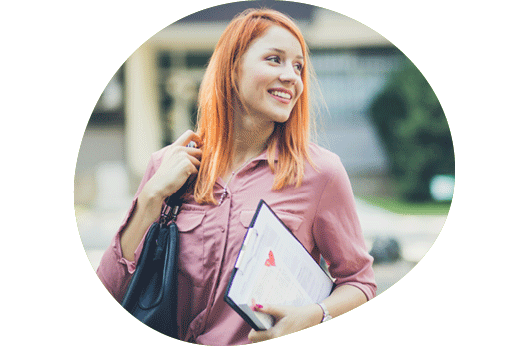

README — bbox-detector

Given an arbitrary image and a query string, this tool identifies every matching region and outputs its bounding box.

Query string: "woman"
[97,8,376,345]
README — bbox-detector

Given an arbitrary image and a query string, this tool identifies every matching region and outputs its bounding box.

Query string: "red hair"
[194,8,314,204]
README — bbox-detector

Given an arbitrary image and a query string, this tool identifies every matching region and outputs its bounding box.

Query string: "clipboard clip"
[235,228,259,274]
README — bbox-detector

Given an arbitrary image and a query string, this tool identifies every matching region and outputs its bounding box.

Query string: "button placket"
[199,195,232,334]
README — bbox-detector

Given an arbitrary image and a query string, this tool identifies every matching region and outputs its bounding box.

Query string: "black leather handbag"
[121,193,182,339]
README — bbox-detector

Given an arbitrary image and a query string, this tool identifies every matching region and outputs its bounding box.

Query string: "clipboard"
[224,200,334,331]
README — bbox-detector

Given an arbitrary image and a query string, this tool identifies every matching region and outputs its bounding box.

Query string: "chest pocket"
[240,209,315,258]
[175,207,206,287]
[240,210,304,235]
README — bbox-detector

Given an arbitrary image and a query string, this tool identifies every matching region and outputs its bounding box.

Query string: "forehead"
[247,25,304,58]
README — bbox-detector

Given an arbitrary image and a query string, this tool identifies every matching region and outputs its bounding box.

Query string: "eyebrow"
[268,47,304,60]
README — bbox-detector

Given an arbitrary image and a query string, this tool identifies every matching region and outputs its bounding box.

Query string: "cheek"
[246,63,273,84]
[250,70,271,89]
[240,71,265,97]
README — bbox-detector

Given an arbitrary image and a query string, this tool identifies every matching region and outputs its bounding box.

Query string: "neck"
[228,110,274,175]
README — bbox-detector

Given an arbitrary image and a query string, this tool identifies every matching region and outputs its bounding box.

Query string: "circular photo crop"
[75,1,454,345]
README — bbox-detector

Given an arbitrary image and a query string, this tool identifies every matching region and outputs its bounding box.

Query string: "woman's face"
[236,25,304,124]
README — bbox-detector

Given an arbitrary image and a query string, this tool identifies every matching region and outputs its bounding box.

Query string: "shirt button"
[220,227,225,233]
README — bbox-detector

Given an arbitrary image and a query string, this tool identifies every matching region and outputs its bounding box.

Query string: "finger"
[162,147,201,170]
[172,130,193,147]
[254,304,287,320]
[178,160,198,180]
[176,148,202,167]
[186,154,201,169]
[187,162,199,176]
[172,130,202,147]
[248,328,272,343]
[176,153,199,174]
[184,146,203,159]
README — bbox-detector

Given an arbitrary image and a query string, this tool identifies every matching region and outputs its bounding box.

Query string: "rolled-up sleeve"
[96,154,161,303]
[312,157,376,300]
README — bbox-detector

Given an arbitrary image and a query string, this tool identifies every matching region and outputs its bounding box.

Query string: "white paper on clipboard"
[225,200,334,331]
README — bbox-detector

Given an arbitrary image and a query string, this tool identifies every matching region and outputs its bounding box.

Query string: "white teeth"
[270,90,291,99]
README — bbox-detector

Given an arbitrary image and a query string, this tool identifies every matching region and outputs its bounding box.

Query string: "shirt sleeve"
[312,156,377,300]
[96,154,160,303]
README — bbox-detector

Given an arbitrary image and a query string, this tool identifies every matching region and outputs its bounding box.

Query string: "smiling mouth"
[268,89,292,101]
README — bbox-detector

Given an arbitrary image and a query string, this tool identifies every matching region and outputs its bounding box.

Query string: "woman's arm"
[120,130,202,261]
[119,187,165,261]
[317,284,367,319]
[96,131,202,301]
[248,284,367,342]
[248,151,373,343]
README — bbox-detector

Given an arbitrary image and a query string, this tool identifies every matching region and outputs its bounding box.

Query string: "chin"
[269,111,292,124]
[272,117,290,124]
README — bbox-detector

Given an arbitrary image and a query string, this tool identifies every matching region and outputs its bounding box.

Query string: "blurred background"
[75,0,454,296]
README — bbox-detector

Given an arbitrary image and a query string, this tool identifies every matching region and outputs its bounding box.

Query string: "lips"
[268,88,293,102]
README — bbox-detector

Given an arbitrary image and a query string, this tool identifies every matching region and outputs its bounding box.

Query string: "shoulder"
[307,143,345,179]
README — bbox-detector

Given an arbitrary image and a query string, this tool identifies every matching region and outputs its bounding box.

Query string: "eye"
[294,62,303,73]
[266,56,281,64]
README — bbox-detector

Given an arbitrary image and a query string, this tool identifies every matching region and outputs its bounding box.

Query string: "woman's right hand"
[120,130,202,261]
[142,130,203,201]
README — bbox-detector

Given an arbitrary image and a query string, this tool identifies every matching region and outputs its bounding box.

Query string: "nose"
[279,63,299,85]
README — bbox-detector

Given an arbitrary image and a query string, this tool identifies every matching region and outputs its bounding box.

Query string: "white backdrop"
[2,1,520,347]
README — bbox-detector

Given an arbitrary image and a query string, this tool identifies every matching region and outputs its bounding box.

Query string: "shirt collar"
[254,138,280,163]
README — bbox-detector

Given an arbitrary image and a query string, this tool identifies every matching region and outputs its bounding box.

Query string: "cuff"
[112,197,140,274]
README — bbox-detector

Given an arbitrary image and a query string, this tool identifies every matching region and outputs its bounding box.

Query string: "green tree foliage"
[369,60,454,202]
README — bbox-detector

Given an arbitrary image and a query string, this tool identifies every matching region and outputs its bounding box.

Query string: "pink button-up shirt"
[97,143,376,345]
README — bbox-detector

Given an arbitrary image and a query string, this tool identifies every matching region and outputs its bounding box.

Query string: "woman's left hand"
[247,303,323,343]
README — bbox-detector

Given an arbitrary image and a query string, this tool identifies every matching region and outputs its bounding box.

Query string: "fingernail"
[256,304,263,309]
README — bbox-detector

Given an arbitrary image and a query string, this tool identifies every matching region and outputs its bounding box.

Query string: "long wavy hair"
[194,8,315,204]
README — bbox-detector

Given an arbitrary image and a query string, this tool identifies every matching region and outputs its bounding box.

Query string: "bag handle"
[161,174,197,225]
[160,141,198,225]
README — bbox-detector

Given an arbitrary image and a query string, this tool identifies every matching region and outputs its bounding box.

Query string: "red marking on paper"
[265,250,276,267]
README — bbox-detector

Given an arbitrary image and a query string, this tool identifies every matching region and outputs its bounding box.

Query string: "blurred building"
[75,1,407,206]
